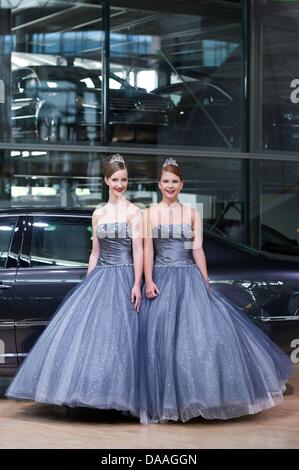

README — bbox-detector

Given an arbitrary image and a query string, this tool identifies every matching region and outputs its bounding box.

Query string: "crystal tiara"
[109,153,125,164]
[163,157,179,167]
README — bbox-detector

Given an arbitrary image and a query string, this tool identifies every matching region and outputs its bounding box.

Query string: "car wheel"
[38,113,59,143]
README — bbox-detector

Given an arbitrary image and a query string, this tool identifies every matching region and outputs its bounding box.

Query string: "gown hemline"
[139,260,293,424]
[6,392,140,419]
[5,261,140,419]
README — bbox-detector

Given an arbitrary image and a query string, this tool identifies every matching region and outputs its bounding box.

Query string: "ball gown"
[139,223,293,424]
[6,222,139,418]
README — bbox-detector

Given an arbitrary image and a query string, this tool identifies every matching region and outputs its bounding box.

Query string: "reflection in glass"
[260,160,299,256]
[6,148,103,208]
[0,217,17,267]
[12,65,103,144]
[262,1,299,152]
[110,1,243,148]
[2,148,245,243]
[30,217,92,267]
[2,0,104,145]
[0,0,244,149]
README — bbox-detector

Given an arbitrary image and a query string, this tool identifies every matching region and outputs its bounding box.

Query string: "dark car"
[11,66,172,144]
[154,78,299,150]
[262,86,299,152]
[0,208,299,377]
[153,79,241,148]
[262,224,299,257]
[205,217,299,257]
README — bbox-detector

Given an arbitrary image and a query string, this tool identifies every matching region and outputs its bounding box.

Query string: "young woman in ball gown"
[139,158,293,424]
[6,154,143,419]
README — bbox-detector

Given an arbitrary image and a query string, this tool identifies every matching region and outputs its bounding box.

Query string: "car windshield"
[206,230,265,257]
[37,67,102,89]
[263,226,296,247]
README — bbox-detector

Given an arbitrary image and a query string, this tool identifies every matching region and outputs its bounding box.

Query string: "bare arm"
[129,209,143,312]
[143,208,160,298]
[192,209,209,284]
[143,208,154,283]
[87,211,100,275]
[131,210,144,287]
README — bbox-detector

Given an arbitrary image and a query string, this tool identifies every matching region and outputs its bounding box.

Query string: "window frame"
[20,213,92,270]
[0,215,19,269]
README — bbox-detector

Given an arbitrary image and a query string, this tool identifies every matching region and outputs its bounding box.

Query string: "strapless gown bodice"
[153,224,195,267]
[96,222,133,266]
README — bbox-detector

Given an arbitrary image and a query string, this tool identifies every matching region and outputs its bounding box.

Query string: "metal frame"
[101,0,110,145]
[1,0,299,163]
[1,141,299,162]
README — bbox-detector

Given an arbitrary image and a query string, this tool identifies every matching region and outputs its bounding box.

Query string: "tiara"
[109,153,125,164]
[163,157,179,168]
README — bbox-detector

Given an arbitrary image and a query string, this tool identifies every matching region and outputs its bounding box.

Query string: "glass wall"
[259,160,299,255]
[0,148,104,208]
[1,0,104,146]
[0,0,298,255]
[261,0,299,152]
[1,147,246,243]
[0,0,244,150]
[3,146,299,255]
[110,0,244,149]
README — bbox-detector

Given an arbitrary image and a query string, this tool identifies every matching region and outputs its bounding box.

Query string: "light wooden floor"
[0,365,298,449]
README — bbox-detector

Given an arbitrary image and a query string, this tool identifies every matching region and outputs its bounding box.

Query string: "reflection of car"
[1,208,299,377]
[154,79,241,147]
[205,217,299,257]
[204,217,245,242]
[154,78,299,150]
[203,222,227,238]
[11,66,172,144]
[262,224,299,257]
[262,87,299,152]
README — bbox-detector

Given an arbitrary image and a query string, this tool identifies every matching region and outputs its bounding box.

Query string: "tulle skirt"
[6,265,139,418]
[139,264,293,424]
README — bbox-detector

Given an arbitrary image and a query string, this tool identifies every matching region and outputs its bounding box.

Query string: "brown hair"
[159,162,183,181]
[102,154,127,179]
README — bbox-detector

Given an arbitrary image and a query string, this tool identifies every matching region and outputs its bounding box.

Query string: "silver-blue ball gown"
[6,222,139,418]
[139,224,293,424]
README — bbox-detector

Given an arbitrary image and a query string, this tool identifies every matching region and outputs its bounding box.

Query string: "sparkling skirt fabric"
[139,264,293,424]
[6,264,139,417]
[6,219,294,424]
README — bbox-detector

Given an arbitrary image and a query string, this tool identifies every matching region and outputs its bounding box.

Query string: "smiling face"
[105,168,128,198]
[158,170,183,201]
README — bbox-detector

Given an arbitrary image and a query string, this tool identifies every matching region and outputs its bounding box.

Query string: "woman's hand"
[145,280,160,299]
[131,284,142,313]
[205,279,212,294]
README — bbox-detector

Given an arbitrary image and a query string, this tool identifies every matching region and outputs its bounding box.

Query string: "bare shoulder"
[91,204,106,223]
[126,201,142,219]
[180,204,195,224]
[191,207,202,220]
[189,208,203,230]
[143,203,159,221]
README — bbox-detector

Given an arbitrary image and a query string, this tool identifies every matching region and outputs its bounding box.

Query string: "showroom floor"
[0,365,298,449]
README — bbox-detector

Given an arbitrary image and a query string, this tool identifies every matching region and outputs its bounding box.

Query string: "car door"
[0,215,20,374]
[14,213,92,365]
